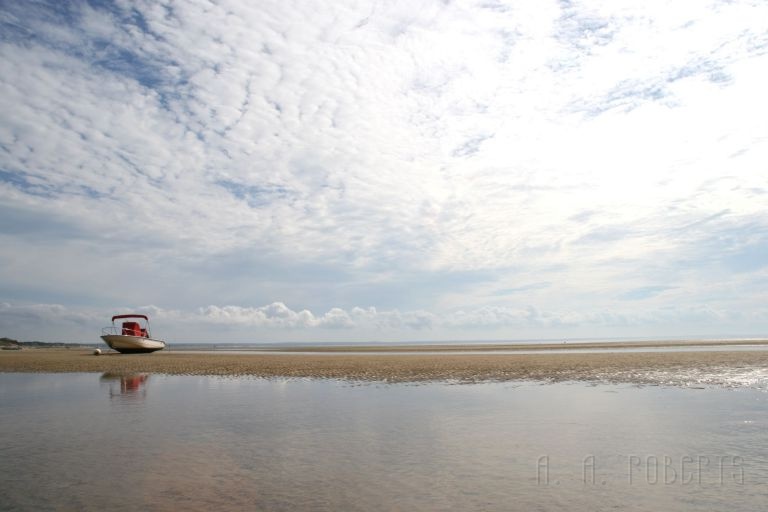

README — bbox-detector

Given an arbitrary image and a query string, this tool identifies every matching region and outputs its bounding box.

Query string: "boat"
[101,314,166,354]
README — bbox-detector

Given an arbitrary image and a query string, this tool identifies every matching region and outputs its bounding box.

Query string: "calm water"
[1,373,767,511]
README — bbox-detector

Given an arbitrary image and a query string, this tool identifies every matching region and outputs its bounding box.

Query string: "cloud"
[194,303,437,331]
[491,282,551,295]
[1,1,767,341]
[618,286,675,301]
[7,299,768,344]
[0,302,99,338]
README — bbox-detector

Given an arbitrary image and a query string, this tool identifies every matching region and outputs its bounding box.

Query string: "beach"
[3,341,768,386]
[3,345,768,511]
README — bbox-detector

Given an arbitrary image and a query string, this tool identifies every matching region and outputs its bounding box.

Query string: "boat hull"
[101,335,166,354]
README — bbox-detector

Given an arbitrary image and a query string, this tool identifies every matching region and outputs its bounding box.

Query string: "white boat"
[101,314,166,354]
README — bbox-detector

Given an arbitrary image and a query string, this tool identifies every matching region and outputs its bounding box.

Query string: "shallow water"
[1,373,767,511]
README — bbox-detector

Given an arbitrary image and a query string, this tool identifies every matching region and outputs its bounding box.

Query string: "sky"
[1,0,767,343]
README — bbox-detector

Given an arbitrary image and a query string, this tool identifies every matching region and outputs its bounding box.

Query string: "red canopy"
[112,314,149,322]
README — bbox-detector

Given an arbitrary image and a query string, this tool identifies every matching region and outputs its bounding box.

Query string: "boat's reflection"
[100,372,150,400]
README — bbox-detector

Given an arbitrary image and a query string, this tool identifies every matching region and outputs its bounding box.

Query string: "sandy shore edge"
[2,344,768,386]
[272,339,768,352]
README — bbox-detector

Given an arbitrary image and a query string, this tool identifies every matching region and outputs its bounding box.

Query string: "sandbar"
[2,342,768,387]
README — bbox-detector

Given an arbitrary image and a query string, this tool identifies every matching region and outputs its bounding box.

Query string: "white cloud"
[194,302,436,331]
[1,1,767,341]
[4,299,768,344]
[199,303,321,329]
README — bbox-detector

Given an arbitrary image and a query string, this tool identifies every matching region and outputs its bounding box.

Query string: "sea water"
[1,373,767,511]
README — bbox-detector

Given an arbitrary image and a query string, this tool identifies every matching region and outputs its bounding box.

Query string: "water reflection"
[1,374,767,511]
[100,373,150,400]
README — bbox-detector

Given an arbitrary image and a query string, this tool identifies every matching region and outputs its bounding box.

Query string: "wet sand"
[276,338,768,352]
[2,343,768,386]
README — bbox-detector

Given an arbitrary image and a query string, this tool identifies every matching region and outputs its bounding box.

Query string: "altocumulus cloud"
[1,0,767,342]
